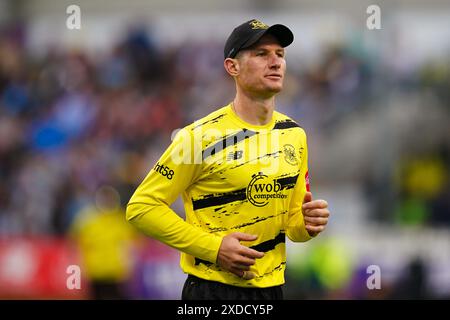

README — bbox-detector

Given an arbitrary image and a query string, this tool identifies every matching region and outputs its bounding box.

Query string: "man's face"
[234,34,286,98]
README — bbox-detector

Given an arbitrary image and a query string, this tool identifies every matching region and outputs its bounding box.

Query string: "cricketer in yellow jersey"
[127,19,330,300]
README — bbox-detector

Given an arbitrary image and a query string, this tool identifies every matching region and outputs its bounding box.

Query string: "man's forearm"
[126,202,223,263]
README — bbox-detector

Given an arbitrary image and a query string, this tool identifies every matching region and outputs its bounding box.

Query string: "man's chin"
[268,80,283,91]
[252,84,283,98]
[267,86,283,94]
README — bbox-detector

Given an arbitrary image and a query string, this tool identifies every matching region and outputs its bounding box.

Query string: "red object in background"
[0,237,88,299]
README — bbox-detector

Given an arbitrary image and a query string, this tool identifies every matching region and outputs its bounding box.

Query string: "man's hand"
[216,232,264,280]
[302,192,330,237]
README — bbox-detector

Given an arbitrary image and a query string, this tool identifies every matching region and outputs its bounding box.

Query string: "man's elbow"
[126,202,139,223]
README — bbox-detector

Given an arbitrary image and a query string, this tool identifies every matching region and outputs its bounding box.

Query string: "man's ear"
[224,58,240,77]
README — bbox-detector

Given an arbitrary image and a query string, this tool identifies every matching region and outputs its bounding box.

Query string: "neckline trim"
[226,103,276,131]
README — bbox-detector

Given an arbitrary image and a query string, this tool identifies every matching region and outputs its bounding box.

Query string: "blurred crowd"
[0,20,449,299]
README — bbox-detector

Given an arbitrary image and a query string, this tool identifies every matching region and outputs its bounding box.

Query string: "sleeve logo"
[153,162,174,180]
[305,171,310,191]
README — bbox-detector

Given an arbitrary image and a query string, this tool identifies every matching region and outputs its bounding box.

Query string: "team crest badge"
[250,19,269,30]
[283,144,298,166]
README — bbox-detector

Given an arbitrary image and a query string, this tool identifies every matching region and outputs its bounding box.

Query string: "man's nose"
[269,55,281,69]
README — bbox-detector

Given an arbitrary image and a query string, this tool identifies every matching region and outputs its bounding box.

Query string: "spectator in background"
[69,185,139,299]
[390,257,431,299]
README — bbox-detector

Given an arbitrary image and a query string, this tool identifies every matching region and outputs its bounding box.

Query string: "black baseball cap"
[224,19,294,59]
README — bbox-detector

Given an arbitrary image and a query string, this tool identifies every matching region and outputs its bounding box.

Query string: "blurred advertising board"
[0,237,88,299]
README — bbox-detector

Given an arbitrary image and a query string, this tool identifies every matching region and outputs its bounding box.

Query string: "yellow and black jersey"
[127,103,312,288]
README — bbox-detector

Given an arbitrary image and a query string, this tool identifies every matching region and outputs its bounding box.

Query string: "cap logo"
[249,19,269,30]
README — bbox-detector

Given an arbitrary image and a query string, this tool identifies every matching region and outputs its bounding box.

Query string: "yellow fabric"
[70,207,137,282]
[127,103,312,288]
